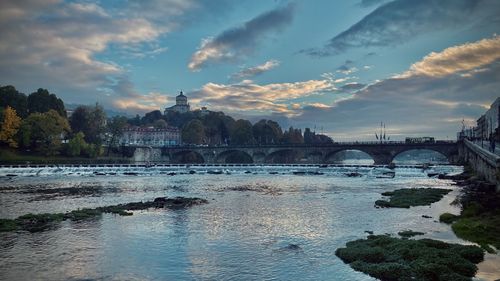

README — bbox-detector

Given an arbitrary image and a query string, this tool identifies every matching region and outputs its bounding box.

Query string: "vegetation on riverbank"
[440,186,500,253]
[0,148,131,164]
[375,188,451,208]
[335,235,484,281]
[0,197,208,232]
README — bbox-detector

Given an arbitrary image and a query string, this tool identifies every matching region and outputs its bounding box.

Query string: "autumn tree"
[0,106,21,148]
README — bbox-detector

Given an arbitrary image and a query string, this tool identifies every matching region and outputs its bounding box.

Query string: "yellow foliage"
[0,106,21,148]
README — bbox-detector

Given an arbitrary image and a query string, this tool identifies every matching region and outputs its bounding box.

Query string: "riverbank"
[439,171,500,253]
[0,148,130,165]
[336,171,500,281]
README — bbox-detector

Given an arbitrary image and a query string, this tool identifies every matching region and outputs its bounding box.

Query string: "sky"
[1,0,499,141]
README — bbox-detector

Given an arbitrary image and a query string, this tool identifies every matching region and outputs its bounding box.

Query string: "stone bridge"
[130,141,459,165]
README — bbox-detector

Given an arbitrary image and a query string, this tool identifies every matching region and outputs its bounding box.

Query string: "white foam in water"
[0,164,463,178]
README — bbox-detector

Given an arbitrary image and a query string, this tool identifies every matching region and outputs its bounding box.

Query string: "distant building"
[485,97,500,136]
[164,91,190,114]
[475,115,487,140]
[464,97,500,140]
[200,106,209,116]
[457,127,474,140]
[119,126,181,147]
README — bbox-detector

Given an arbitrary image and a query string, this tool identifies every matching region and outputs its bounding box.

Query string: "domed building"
[164,91,190,114]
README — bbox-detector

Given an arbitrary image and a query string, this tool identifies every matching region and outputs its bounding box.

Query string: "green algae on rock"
[375,188,451,208]
[0,197,208,232]
[335,235,484,281]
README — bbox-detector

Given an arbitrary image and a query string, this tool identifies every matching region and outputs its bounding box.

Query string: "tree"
[303,127,333,144]
[253,119,283,144]
[182,119,205,144]
[0,106,21,148]
[67,132,87,156]
[0,86,28,118]
[27,88,66,117]
[106,116,128,155]
[69,104,106,145]
[142,110,163,125]
[282,126,303,144]
[153,119,168,129]
[231,119,254,145]
[304,128,314,144]
[128,114,141,126]
[19,110,70,155]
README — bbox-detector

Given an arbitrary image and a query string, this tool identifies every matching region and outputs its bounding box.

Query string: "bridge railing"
[156,140,456,149]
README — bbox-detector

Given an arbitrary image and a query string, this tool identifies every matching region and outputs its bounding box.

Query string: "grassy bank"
[336,235,484,281]
[440,189,500,253]
[0,148,131,165]
[0,197,208,232]
[375,188,451,208]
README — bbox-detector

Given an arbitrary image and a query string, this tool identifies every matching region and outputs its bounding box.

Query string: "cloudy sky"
[1,0,499,140]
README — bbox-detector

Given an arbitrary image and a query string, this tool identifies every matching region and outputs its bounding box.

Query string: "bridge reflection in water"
[130,141,459,165]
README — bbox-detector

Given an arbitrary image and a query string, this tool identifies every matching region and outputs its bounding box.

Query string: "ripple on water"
[1,165,498,280]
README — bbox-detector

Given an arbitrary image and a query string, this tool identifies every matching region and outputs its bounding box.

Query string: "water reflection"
[0,166,498,280]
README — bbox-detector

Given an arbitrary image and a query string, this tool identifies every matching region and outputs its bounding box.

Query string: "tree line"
[0,84,333,158]
[125,109,333,146]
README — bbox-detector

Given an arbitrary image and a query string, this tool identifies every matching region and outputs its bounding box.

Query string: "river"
[0,165,498,280]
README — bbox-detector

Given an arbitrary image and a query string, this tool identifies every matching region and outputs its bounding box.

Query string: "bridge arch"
[324,149,375,164]
[265,149,302,163]
[305,151,324,163]
[171,150,205,164]
[215,150,253,163]
[391,148,453,164]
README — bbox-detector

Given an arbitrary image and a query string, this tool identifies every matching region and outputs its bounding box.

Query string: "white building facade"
[119,127,181,147]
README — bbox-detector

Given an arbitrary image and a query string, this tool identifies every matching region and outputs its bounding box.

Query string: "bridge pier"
[370,152,394,165]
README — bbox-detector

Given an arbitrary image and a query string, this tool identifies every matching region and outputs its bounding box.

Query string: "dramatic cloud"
[400,35,500,78]
[187,78,336,115]
[109,77,169,112]
[188,3,295,71]
[291,37,500,139]
[0,0,214,112]
[303,0,499,56]
[230,60,280,80]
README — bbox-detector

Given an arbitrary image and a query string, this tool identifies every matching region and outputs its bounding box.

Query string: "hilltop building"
[119,126,181,147]
[164,91,190,114]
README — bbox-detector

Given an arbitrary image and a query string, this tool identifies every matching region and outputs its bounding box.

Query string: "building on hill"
[164,91,190,114]
[119,126,181,147]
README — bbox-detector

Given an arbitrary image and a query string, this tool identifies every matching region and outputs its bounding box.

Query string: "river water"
[0,165,498,281]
